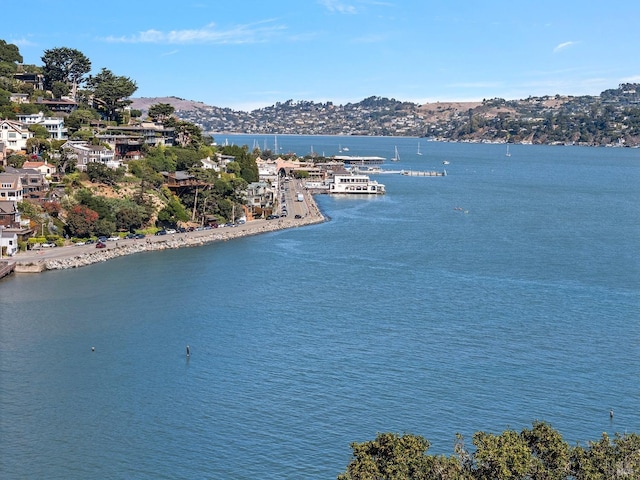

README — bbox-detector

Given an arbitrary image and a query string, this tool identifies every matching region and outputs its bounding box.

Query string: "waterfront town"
[1,38,639,280]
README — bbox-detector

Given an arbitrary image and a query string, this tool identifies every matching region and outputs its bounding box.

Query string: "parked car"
[134,233,146,239]
[96,242,106,249]
[165,228,177,234]
[154,230,167,236]
[295,214,302,219]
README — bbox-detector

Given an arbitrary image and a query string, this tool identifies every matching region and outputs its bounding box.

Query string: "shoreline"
[9,198,326,275]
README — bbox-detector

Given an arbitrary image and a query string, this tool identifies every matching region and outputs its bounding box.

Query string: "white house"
[0,120,32,152]
[200,156,220,171]
[0,228,18,256]
[17,112,67,140]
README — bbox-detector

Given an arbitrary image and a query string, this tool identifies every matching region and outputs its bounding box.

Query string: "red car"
[96,241,106,249]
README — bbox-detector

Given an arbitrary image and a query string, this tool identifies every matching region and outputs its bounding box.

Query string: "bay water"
[1,136,639,479]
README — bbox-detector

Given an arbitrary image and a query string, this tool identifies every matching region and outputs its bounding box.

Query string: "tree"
[0,39,22,63]
[65,108,99,133]
[51,81,70,99]
[41,47,91,96]
[65,204,99,237]
[148,103,175,123]
[86,162,122,186]
[157,193,189,226]
[86,68,137,121]
[473,429,534,480]
[521,421,571,480]
[338,432,466,480]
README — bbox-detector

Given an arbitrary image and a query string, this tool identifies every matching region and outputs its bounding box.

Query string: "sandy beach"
[10,192,326,274]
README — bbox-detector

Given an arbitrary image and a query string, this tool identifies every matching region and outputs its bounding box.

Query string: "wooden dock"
[0,260,16,280]
[401,170,447,177]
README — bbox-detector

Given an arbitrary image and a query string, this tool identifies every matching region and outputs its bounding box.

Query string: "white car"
[165,228,177,234]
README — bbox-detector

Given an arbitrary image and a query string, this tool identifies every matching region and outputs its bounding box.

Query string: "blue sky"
[5,0,639,111]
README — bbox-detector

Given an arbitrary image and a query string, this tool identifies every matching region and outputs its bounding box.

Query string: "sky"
[4,0,640,111]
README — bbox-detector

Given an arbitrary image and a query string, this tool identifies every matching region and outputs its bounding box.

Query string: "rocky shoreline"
[13,214,325,274]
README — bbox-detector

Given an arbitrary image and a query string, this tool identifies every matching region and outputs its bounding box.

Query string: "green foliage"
[86,162,124,186]
[28,124,51,139]
[0,39,23,63]
[167,146,203,171]
[338,432,466,480]
[473,429,533,479]
[157,194,189,226]
[51,80,70,99]
[17,200,42,219]
[41,47,91,92]
[219,144,259,183]
[65,108,99,132]
[339,425,640,480]
[148,103,175,122]
[86,68,137,121]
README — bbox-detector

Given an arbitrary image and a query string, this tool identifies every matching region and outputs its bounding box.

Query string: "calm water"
[1,137,639,479]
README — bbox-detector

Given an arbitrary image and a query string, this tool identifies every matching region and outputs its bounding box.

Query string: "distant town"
[132,83,640,147]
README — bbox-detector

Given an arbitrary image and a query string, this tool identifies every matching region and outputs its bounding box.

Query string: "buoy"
[186,345,190,357]
[610,409,614,419]
[91,346,95,352]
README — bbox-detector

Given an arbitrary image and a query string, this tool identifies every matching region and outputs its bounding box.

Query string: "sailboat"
[505,144,511,157]
[391,146,400,162]
[417,142,422,156]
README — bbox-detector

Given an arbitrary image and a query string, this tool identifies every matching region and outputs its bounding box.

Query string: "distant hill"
[129,96,211,113]
[129,85,640,146]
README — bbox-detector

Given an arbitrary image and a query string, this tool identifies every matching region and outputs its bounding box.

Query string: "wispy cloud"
[553,41,578,53]
[10,37,37,48]
[161,50,180,57]
[103,20,286,45]
[319,0,358,14]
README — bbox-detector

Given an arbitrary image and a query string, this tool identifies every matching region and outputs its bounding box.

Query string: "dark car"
[96,241,106,249]
[134,233,146,239]
[154,230,167,236]
[295,214,302,219]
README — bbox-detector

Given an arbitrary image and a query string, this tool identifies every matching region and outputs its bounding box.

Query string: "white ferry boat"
[329,174,385,194]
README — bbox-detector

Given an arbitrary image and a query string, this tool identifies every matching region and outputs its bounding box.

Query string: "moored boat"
[329,173,385,194]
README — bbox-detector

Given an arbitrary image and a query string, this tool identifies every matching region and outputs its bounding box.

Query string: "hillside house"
[4,166,50,202]
[0,200,20,228]
[246,182,275,214]
[17,112,68,140]
[0,173,24,202]
[0,120,32,152]
[62,141,120,171]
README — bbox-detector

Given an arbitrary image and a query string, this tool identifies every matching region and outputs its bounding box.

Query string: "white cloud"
[104,20,286,45]
[10,37,37,48]
[318,0,358,14]
[553,41,578,53]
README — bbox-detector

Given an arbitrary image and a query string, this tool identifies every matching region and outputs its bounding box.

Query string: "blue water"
[1,137,639,479]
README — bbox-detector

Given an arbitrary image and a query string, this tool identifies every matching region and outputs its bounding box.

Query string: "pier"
[0,260,16,279]
[401,169,447,177]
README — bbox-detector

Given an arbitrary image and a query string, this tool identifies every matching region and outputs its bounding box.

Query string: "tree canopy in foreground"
[338,422,640,480]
